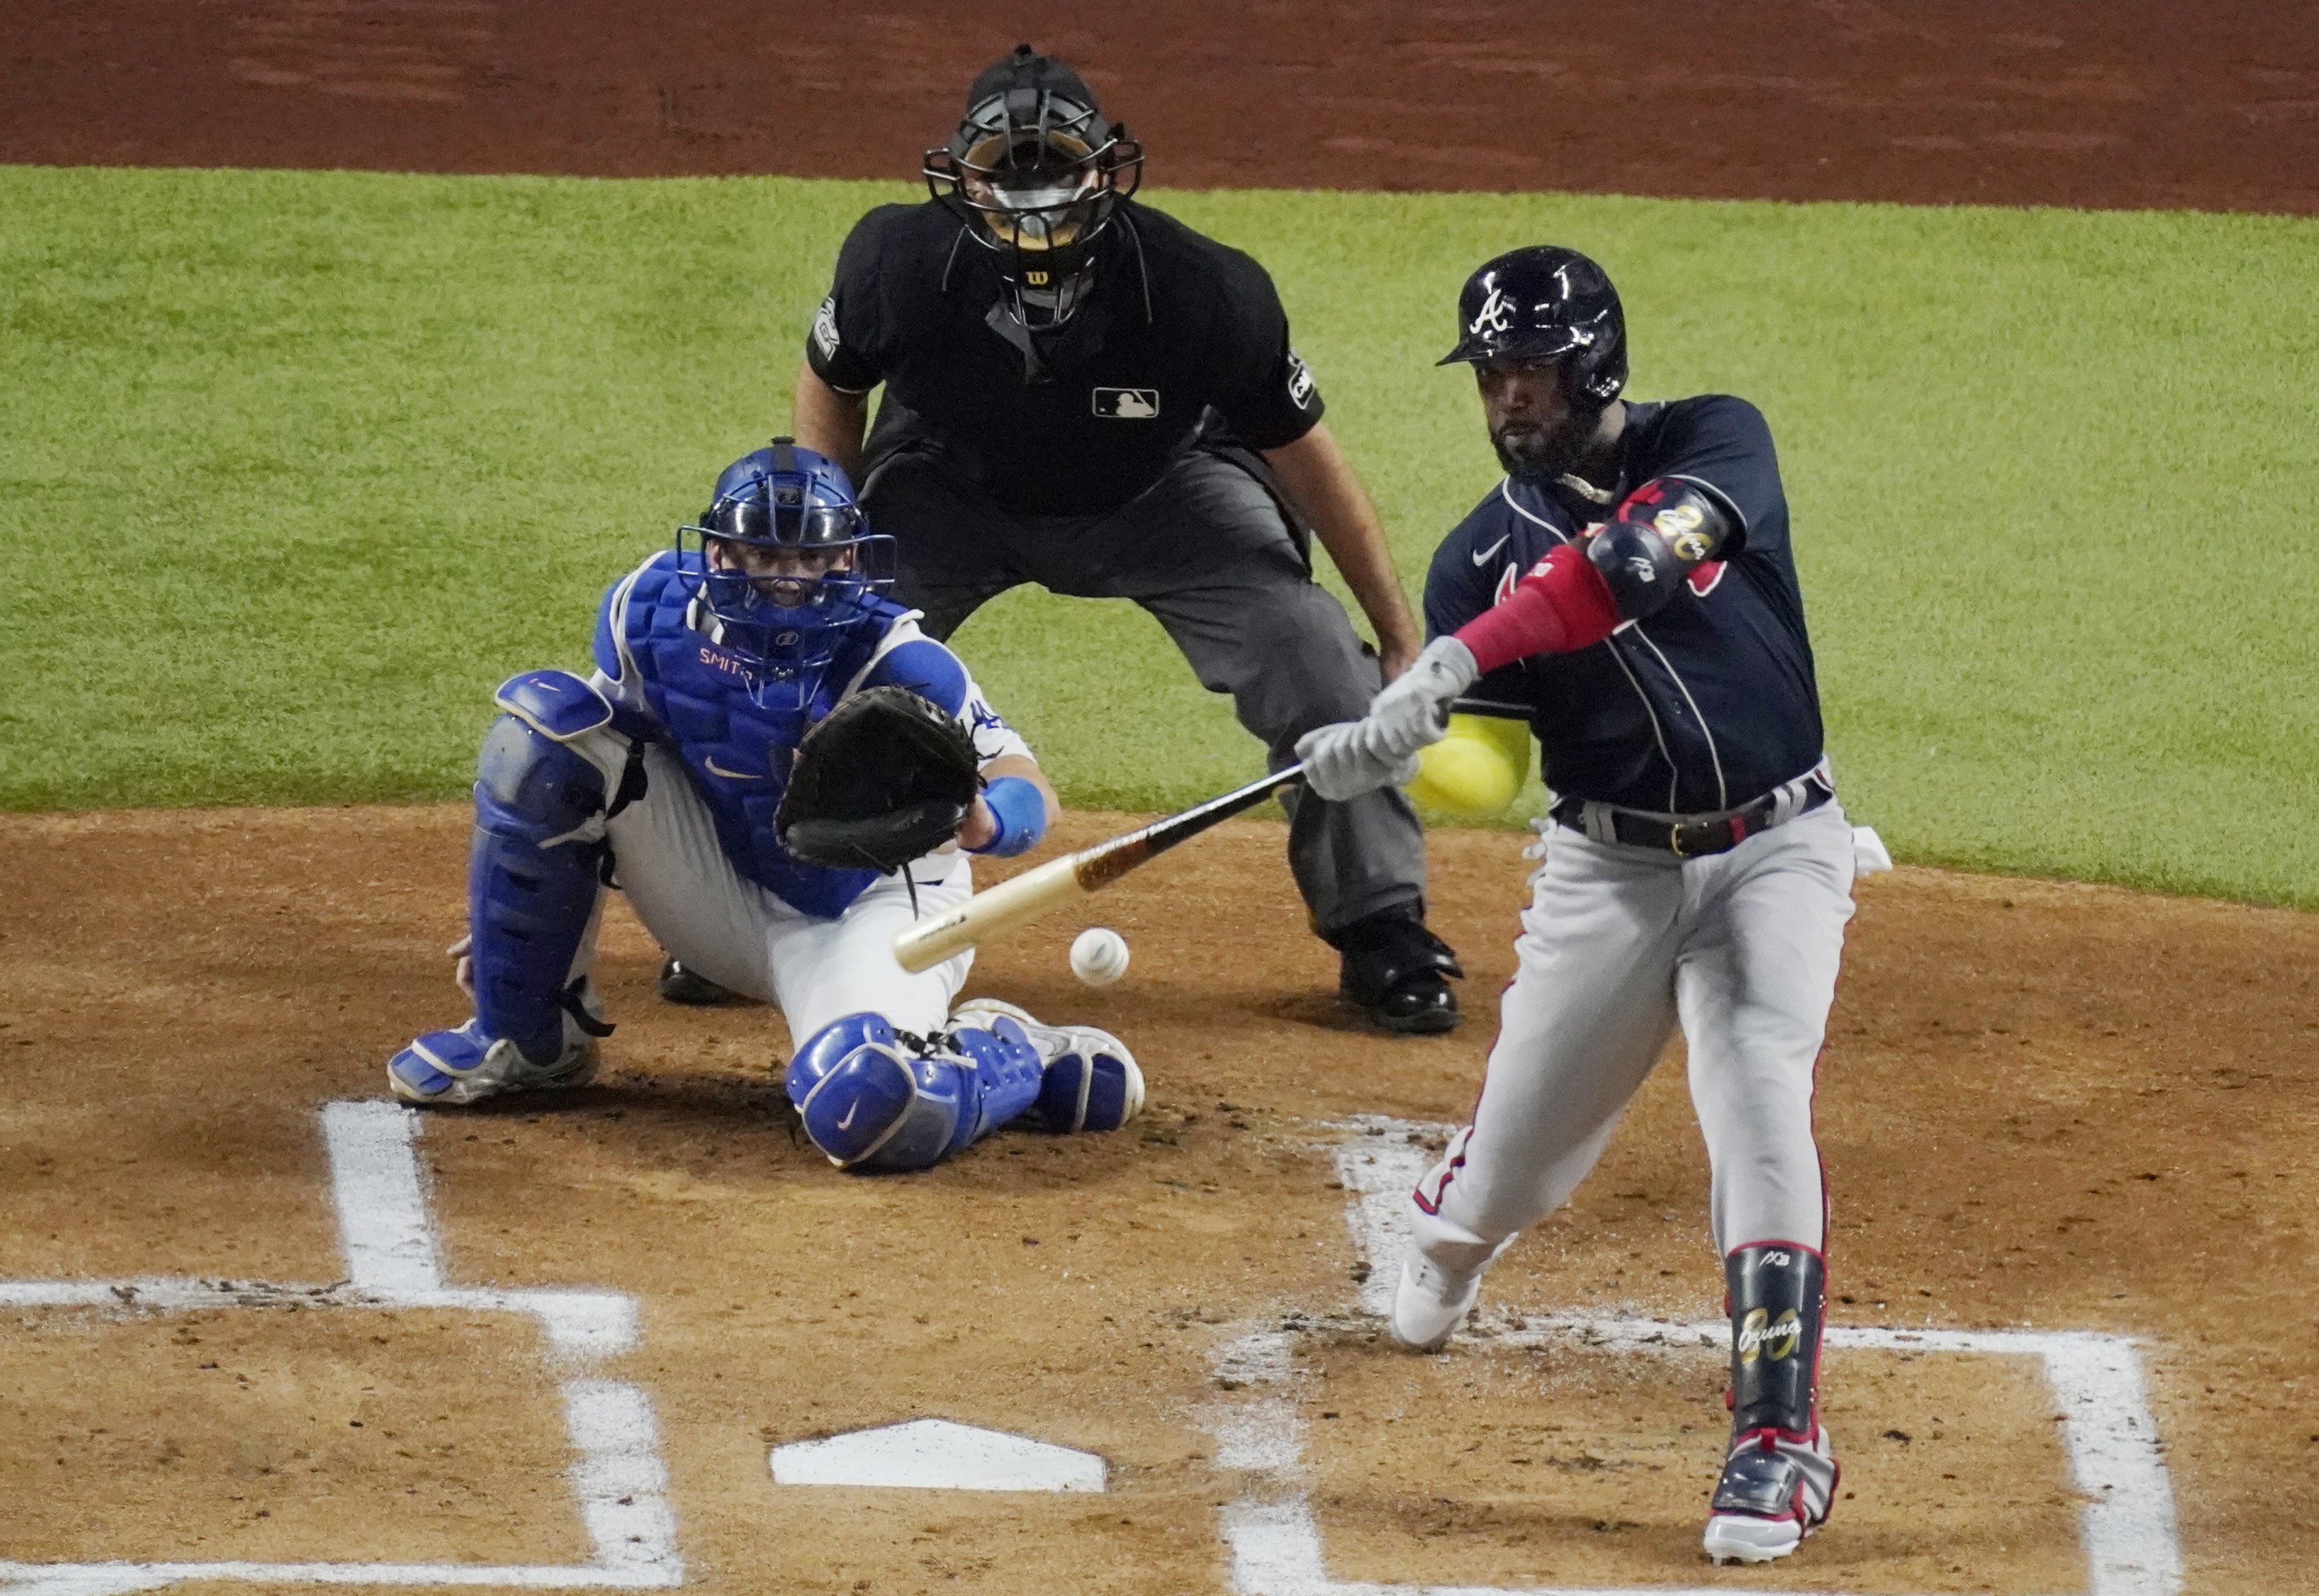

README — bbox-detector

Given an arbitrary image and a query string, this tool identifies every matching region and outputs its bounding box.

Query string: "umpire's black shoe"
[1333,909,1463,1035]
[656,958,753,1007]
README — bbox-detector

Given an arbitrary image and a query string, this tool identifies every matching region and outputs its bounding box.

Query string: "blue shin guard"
[786,1013,1045,1172]
[468,702,615,1065]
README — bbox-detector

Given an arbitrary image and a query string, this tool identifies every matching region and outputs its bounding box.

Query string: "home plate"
[769,1418,1107,1492]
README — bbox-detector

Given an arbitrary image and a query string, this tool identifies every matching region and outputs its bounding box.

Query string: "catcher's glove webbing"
[776,686,981,873]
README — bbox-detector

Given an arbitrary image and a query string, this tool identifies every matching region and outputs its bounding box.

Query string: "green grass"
[2,166,2315,906]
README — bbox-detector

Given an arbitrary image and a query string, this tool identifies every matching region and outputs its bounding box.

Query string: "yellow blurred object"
[1406,712,1530,817]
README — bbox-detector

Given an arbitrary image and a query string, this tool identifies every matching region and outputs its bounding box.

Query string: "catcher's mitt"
[776,686,981,872]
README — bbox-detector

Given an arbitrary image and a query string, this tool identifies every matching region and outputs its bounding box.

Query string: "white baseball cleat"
[1702,1424,1839,1563]
[1388,1253,1483,1351]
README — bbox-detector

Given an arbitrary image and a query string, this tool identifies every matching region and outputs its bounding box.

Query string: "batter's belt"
[1552,764,1833,857]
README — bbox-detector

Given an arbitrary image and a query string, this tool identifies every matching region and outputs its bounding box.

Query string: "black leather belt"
[1553,775,1833,858]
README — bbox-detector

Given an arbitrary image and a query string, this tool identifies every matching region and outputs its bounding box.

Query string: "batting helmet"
[1438,246,1628,409]
[923,44,1144,327]
[676,439,894,687]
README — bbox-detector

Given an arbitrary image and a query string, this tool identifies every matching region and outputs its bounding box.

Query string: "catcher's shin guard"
[786,1012,1045,1171]
[949,998,1143,1133]
[1704,1241,1837,1563]
[468,709,616,1066]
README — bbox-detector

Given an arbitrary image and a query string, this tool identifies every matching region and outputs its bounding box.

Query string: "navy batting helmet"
[923,44,1144,327]
[1439,246,1627,408]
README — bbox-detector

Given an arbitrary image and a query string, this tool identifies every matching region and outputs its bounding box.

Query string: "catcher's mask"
[1437,245,1628,411]
[924,43,1143,329]
[676,437,894,692]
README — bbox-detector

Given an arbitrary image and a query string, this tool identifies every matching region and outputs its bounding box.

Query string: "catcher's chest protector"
[620,561,902,917]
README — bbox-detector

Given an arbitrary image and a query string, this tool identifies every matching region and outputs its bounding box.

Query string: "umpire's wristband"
[967,776,1048,858]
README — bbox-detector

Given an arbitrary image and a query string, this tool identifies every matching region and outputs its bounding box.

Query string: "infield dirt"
[3,806,2314,1591]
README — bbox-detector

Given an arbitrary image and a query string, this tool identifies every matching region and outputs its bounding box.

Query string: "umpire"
[785,44,1461,1033]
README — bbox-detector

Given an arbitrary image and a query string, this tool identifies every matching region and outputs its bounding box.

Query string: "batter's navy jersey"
[1424,396,1823,814]
[808,199,1324,516]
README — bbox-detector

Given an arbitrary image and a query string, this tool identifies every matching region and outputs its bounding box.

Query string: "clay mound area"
[5,1,2316,214]
[2,803,2315,1591]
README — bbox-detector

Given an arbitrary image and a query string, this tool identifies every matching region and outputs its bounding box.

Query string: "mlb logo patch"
[1091,387,1160,419]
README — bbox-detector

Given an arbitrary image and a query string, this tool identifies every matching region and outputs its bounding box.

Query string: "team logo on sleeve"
[811,295,841,360]
[1285,349,1317,408]
[1092,387,1161,418]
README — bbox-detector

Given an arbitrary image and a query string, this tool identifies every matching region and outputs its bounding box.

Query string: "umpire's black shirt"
[807,200,1324,515]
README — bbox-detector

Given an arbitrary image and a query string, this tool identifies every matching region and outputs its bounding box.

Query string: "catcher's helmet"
[1438,246,1627,409]
[676,438,894,687]
[923,44,1144,327]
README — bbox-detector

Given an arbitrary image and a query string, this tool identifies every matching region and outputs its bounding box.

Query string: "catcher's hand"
[776,686,981,872]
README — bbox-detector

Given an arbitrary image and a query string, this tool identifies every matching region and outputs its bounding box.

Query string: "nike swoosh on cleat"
[836,1101,860,1130]
[1472,535,1511,566]
[702,756,762,779]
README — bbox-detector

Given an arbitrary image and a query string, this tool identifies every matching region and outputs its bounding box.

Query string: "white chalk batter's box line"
[0,1101,683,1594]
[1194,1118,2183,1596]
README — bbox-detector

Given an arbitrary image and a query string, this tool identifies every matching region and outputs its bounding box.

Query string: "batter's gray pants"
[862,446,1427,937]
[1409,801,1858,1269]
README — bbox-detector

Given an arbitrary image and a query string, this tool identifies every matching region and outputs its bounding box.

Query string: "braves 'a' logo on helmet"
[1469,287,1516,337]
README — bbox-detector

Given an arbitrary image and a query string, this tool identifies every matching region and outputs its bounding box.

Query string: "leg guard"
[1703,1241,1838,1563]
[786,1012,1045,1172]
[950,998,1144,1132]
[468,711,614,1065]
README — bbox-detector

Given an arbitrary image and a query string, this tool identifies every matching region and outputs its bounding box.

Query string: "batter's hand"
[1296,719,1422,802]
[1297,637,1480,800]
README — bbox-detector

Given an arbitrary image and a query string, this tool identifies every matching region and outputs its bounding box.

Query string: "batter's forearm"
[791,362,871,482]
[1262,425,1419,656]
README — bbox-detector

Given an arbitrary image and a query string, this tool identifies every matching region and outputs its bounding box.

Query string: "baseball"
[1069,927,1130,987]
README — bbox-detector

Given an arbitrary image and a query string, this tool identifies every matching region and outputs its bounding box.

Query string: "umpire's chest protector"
[616,560,893,917]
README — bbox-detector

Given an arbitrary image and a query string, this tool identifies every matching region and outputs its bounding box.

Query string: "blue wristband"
[969,776,1048,857]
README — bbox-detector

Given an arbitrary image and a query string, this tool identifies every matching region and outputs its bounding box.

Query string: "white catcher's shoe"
[1388,1253,1483,1351]
[949,998,1144,1132]
[1702,1423,1840,1563]
[387,1019,599,1107]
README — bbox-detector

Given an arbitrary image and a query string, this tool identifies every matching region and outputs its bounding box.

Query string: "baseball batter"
[387,440,1143,1171]
[1298,247,1854,1563]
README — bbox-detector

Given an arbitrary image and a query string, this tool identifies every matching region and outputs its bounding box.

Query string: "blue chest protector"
[598,553,971,918]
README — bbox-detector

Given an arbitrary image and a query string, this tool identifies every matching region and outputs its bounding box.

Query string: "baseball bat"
[893,763,1307,973]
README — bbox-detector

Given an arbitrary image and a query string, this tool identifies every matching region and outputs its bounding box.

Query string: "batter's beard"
[1491,413,1597,479]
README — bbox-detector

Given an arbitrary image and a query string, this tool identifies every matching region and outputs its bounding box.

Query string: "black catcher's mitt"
[776,686,981,872]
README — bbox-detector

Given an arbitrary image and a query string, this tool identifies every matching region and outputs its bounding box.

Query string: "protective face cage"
[1438,247,1628,408]
[674,440,895,687]
[924,84,1143,326]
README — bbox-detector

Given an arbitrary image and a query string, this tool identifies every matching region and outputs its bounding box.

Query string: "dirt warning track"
[5,2,2317,214]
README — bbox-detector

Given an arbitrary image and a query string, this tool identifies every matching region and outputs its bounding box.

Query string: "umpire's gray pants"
[862,446,1427,937]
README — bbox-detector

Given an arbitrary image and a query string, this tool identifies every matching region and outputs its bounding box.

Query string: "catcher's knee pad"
[787,1012,1045,1171]
[468,672,624,1065]
[787,1014,957,1171]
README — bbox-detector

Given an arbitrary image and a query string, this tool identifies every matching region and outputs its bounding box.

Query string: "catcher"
[386,439,1144,1171]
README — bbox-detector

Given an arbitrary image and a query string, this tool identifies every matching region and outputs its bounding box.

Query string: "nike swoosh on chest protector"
[702,755,764,780]
[1472,535,1511,566]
